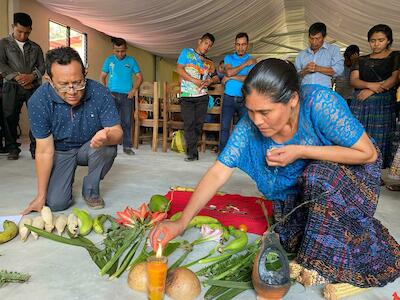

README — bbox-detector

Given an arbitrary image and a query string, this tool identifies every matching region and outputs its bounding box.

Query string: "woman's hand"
[366,82,384,94]
[356,89,375,101]
[266,145,302,167]
[149,220,186,251]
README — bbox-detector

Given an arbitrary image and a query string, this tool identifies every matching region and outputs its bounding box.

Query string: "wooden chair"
[200,84,224,152]
[133,81,160,152]
[162,82,183,152]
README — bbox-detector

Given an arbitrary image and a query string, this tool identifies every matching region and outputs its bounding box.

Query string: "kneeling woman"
[150,59,400,287]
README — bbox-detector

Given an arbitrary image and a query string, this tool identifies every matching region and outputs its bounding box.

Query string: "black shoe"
[7,150,20,160]
[123,148,135,155]
[184,153,199,162]
[31,152,35,159]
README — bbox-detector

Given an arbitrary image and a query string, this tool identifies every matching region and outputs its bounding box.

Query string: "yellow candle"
[147,251,168,300]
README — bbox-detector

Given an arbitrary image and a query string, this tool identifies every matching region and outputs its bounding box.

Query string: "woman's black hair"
[242,58,299,104]
[45,47,85,78]
[368,24,393,48]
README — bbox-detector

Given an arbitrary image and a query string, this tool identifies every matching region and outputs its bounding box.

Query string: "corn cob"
[289,261,303,279]
[323,283,370,300]
[297,267,328,287]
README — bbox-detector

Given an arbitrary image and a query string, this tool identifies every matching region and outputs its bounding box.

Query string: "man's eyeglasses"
[51,79,87,93]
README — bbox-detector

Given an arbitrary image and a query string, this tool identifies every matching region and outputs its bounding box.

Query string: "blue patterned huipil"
[218,84,364,201]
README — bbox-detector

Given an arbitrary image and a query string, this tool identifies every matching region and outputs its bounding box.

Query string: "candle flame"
[156,242,163,258]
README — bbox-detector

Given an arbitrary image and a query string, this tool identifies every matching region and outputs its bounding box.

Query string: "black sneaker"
[7,150,20,160]
[123,148,135,155]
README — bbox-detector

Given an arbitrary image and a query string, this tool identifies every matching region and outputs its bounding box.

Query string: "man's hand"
[15,73,35,87]
[200,78,212,89]
[90,128,110,148]
[128,89,137,99]
[192,78,203,87]
[245,58,257,66]
[302,62,316,75]
[21,195,46,215]
[266,145,302,167]
[357,89,375,101]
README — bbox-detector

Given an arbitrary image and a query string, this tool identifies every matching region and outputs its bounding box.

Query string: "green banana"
[93,214,108,234]
[72,208,93,236]
[0,220,18,244]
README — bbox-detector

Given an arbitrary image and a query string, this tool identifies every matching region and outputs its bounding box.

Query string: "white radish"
[19,217,33,241]
[67,213,78,237]
[31,216,45,240]
[41,206,53,226]
[55,214,67,236]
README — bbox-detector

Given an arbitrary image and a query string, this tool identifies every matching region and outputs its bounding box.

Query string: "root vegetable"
[67,213,78,237]
[127,262,147,292]
[55,214,67,236]
[166,267,201,300]
[19,217,32,241]
[31,216,44,240]
[41,206,53,226]
[44,218,55,233]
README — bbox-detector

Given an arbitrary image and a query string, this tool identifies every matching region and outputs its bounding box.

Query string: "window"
[49,20,87,66]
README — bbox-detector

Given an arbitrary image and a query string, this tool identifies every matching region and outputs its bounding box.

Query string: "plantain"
[0,221,18,244]
[72,208,93,236]
[93,214,108,234]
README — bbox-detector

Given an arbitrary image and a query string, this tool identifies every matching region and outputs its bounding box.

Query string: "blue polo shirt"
[224,53,255,97]
[28,79,120,151]
[102,55,140,94]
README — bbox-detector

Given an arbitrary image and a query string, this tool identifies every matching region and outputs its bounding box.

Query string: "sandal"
[386,184,400,191]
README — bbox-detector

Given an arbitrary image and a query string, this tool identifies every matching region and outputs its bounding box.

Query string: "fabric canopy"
[37,0,400,60]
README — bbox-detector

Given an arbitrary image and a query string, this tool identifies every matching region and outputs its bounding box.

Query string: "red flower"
[148,211,168,225]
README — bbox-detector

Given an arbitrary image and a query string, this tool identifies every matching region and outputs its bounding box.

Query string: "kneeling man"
[23,47,122,213]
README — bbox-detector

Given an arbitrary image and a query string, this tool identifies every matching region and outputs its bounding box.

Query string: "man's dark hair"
[45,47,85,78]
[368,24,393,48]
[111,37,127,47]
[309,22,327,37]
[344,45,360,59]
[201,33,215,44]
[235,32,249,43]
[13,12,32,28]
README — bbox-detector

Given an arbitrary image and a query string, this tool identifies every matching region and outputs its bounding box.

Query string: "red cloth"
[165,191,273,235]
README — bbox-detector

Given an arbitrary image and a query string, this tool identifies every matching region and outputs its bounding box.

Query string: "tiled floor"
[0,145,399,299]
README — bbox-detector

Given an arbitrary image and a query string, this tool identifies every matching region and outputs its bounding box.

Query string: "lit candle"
[147,243,168,300]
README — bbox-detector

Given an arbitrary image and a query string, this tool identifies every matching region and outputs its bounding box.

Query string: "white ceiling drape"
[37,0,400,59]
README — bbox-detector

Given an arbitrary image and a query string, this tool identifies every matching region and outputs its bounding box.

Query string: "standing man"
[100,37,142,155]
[220,32,256,152]
[295,22,343,88]
[176,33,219,161]
[22,47,122,214]
[0,12,45,160]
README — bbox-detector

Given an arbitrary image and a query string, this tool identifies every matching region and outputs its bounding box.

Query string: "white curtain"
[37,0,400,59]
